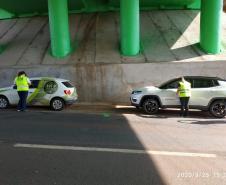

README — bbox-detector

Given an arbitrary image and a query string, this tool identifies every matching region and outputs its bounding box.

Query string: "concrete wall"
[1,61,226,104]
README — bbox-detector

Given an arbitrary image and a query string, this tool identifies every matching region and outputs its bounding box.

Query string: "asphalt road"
[0,108,226,185]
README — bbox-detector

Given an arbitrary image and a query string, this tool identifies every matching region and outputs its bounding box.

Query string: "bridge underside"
[0,0,200,19]
[0,0,224,57]
[0,11,225,67]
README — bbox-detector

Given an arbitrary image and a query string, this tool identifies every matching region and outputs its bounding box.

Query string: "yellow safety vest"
[178,81,191,97]
[15,75,29,91]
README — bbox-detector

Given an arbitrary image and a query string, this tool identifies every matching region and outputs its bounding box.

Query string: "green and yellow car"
[0,77,78,111]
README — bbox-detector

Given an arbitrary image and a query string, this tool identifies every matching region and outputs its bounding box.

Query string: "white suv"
[130,76,226,118]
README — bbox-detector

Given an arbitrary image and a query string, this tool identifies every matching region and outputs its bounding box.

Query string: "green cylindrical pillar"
[120,0,140,56]
[200,0,223,54]
[48,0,71,58]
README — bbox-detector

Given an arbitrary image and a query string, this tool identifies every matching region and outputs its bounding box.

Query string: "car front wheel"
[50,98,65,111]
[209,100,226,118]
[0,96,9,109]
[143,98,159,114]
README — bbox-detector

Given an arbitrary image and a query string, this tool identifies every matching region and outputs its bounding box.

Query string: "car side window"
[193,79,214,88]
[184,78,193,88]
[167,81,179,89]
[30,80,40,89]
[162,79,180,89]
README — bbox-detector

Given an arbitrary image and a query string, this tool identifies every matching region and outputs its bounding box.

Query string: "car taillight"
[64,90,71,95]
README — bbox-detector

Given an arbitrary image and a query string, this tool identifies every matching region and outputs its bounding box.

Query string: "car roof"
[29,77,70,82]
[183,76,224,80]
[158,76,225,88]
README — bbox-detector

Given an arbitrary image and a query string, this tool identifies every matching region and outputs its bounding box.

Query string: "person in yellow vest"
[177,77,191,117]
[14,71,31,111]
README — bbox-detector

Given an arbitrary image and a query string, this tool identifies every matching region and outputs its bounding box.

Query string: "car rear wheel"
[0,96,9,109]
[143,98,159,114]
[209,100,226,118]
[50,98,65,111]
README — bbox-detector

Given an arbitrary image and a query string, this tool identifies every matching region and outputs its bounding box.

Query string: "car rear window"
[62,81,74,88]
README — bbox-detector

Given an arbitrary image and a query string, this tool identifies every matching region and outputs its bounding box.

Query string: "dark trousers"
[17,91,28,111]
[179,97,190,117]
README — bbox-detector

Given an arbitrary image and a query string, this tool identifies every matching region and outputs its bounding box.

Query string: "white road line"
[14,143,217,158]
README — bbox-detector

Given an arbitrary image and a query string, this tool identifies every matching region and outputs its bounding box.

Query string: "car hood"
[134,86,159,92]
[144,86,159,90]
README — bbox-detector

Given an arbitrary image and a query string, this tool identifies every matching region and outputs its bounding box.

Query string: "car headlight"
[132,90,142,95]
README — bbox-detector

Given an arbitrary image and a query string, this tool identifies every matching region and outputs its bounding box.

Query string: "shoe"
[17,110,21,112]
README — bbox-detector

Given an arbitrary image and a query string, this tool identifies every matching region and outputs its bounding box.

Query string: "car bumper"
[65,99,77,105]
[131,101,140,107]
[130,94,142,106]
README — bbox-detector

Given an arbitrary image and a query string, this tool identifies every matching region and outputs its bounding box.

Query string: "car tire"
[143,98,159,114]
[50,98,65,111]
[0,96,9,109]
[209,100,226,118]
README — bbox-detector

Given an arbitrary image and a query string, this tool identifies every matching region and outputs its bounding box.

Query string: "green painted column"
[200,0,223,54]
[120,0,140,56]
[48,0,71,58]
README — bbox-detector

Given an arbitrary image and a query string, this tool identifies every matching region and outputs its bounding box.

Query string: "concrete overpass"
[0,0,224,57]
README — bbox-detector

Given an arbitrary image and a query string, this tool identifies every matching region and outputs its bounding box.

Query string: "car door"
[189,78,214,106]
[158,79,180,106]
[7,85,19,105]
[27,80,41,105]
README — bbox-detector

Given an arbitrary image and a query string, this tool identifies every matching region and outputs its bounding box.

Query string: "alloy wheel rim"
[53,100,63,110]
[0,98,7,108]
[146,100,158,113]
[213,103,225,116]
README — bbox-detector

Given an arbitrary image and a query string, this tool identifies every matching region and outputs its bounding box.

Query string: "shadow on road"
[109,107,214,119]
[136,109,214,119]
[0,109,166,185]
[1,106,217,119]
[178,119,226,125]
